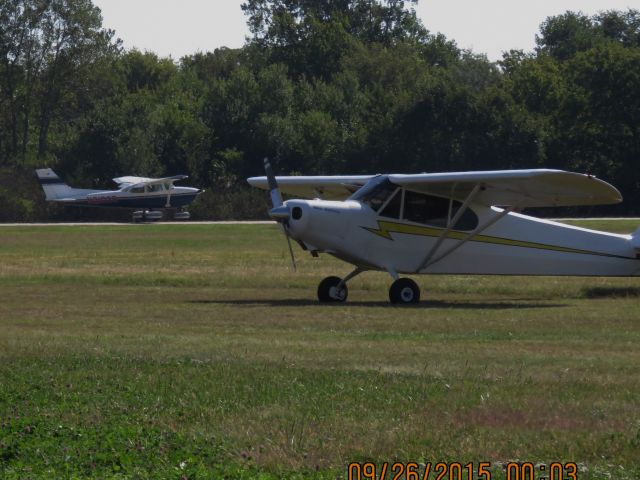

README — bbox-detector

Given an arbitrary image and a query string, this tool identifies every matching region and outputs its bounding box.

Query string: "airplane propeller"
[264,158,297,272]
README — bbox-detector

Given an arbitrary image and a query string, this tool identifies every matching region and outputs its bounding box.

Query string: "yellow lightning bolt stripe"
[364,221,447,241]
[364,220,627,258]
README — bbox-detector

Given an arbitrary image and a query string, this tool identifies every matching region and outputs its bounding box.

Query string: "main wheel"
[389,278,420,304]
[317,276,348,302]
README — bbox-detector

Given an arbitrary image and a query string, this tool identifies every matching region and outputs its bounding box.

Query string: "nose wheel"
[389,278,420,304]
[317,276,348,302]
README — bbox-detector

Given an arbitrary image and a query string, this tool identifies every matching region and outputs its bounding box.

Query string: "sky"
[94,0,640,62]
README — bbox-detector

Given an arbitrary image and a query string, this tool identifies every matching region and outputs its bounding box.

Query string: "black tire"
[317,276,348,302]
[389,278,420,304]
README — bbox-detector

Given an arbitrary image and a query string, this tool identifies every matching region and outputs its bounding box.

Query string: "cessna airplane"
[249,160,640,304]
[36,168,202,221]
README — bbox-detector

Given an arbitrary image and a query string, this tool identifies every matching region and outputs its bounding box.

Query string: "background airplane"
[250,161,640,304]
[36,168,202,221]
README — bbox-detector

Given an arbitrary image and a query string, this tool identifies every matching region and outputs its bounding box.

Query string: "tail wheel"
[318,276,348,303]
[389,278,420,304]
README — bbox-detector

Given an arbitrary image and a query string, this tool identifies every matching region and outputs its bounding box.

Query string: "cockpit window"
[403,190,478,230]
[351,176,478,230]
[349,175,398,212]
[146,184,163,193]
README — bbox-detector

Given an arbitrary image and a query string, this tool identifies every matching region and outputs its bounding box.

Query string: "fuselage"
[282,197,640,277]
[57,186,201,209]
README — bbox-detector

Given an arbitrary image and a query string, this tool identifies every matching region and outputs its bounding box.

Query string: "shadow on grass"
[188,299,567,309]
[582,286,640,298]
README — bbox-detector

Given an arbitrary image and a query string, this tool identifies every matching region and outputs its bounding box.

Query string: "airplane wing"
[388,169,623,208]
[113,175,189,188]
[113,176,152,186]
[247,175,375,200]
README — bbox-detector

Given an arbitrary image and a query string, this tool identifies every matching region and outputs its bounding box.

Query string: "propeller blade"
[264,157,296,271]
[264,157,282,207]
[283,225,297,272]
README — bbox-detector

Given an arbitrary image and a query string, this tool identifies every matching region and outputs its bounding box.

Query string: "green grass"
[1,221,639,479]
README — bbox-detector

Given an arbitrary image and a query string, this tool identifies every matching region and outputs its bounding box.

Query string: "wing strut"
[165,186,172,208]
[419,204,519,272]
[417,183,482,271]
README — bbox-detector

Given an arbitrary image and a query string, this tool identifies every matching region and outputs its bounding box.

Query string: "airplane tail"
[35,168,75,200]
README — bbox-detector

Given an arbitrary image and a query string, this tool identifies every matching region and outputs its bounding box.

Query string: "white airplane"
[36,168,202,221]
[249,160,640,303]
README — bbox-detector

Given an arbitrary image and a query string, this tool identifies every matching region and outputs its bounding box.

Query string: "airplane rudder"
[35,168,70,200]
[35,168,64,185]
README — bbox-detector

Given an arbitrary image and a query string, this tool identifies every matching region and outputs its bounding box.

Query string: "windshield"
[348,175,398,212]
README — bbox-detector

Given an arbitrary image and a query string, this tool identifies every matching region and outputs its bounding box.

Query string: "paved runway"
[0,221,275,226]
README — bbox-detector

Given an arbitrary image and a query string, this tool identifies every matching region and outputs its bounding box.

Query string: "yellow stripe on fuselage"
[363,219,632,259]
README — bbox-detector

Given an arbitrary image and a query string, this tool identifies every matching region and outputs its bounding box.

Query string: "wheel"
[389,278,420,304]
[317,276,348,302]
[174,211,191,220]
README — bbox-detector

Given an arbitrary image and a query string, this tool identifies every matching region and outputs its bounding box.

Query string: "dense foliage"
[1,1,639,220]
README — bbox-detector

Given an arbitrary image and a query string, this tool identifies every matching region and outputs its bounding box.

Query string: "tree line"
[1,0,639,220]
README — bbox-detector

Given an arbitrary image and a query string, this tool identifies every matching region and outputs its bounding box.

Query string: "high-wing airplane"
[36,168,202,221]
[249,160,640,303]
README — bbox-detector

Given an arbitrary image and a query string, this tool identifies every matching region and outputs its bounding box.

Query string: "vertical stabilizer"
[35,168,74,200]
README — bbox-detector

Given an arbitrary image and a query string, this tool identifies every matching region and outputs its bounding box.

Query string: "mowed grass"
[0,221,639,479]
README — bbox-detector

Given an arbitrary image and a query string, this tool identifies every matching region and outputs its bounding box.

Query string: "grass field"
[1,220,639,479]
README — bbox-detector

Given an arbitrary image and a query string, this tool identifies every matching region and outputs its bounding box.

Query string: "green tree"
[551,43,640,206]
[240,0,438,79]
[596,9,640,47]
[536,11,597,61]
[0,0,119,166]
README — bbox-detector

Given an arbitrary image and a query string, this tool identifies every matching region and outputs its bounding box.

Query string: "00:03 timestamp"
[347,461,578,480]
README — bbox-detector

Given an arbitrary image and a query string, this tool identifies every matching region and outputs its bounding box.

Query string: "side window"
[130,186,144,194]
[449,204,479,231]
[379,189,402,218]
[146,184,162,193]
[402,190,478,230]
[403,190,449,227]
